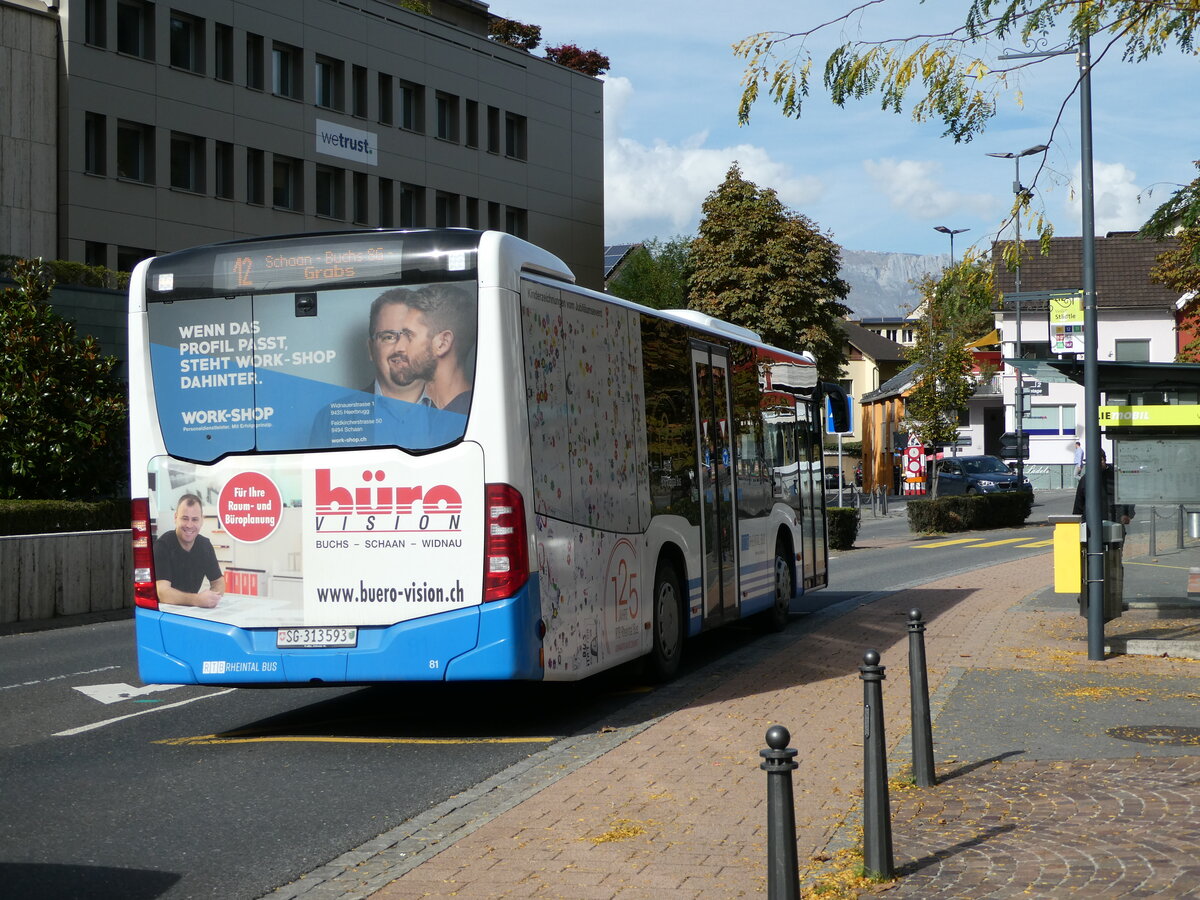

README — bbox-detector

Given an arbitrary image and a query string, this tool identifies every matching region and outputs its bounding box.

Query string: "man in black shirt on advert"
[1072,448,1135,527]
[154,493,225,608]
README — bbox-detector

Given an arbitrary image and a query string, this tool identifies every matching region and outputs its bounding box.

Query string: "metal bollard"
[907,610,936,787]
[860,650,895,879]
[1150,508,1157,557]
[1180,504,1186,551]
[760,725,800,900]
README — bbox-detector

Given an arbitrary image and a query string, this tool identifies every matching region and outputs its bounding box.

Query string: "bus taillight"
[131,498,159,610]
[484,483,529,602]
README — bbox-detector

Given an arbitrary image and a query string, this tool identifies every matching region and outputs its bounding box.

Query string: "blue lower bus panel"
[136,581,544,684]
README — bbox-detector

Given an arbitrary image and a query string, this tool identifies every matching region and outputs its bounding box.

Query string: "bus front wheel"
[648,561,684,681]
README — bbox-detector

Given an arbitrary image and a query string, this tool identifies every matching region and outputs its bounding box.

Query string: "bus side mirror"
[822,382,850,434]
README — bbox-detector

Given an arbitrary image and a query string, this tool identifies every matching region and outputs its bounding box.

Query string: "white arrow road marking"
[74,682,186,705]
[55,689,237,737]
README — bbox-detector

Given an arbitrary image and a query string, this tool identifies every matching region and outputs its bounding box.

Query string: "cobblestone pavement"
[885,757,1200,898]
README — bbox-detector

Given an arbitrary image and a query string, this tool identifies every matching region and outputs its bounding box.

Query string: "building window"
[85,241,108,268]
[1022,403,1076,436]
[246,148,264,205]
[378,74,394,125]
[214,23,233,82]
[116,120,154,182]
[352,65,368,118]
[378,178,394,228]
[505,206,527,239]
[246,33,264,90]
[902,328,914,343]
[272,43,301,99]
[116,0,153,59]
[117,246,153,272]
[465,197,479,229]
[85,113,106,175]
[85,0,107,48]
[465,100,479,148]
[435,191,458,227]
[315,165,345,219]
[435,92,459,142]
[315,55,343,110]
[486,106,500,154]
[170,132,205,192]
[487,201,501,231]
[505,112,527,160]
[353,172,368,225]
[399,80,423,131]
[214,141,234,199]
[169,12,204,73]
[1115,339,1151,362]
[400,183,423,227]
[272,155,302,210]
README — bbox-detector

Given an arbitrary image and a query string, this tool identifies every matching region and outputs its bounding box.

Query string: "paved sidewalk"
[312,548,1195,899]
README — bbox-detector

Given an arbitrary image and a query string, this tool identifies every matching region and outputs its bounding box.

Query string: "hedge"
[828,506,861,550]
[0,500,128,536]
[907,491,1034,534]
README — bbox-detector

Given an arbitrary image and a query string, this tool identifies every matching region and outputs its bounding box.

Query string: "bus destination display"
[211,241,405,291]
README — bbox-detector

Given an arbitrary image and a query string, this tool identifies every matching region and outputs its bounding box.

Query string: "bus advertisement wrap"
[148,448,485,628]
[146,282,475,459]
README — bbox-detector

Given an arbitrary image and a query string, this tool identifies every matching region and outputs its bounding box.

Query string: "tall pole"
[1079,31,1104,660]
[1014,161,1025,485]
[987,144,1047,484]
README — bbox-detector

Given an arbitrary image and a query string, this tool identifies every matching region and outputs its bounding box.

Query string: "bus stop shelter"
[1012,358,1200,613]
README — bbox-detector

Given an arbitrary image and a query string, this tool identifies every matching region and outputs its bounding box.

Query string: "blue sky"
[497,0,1198,258]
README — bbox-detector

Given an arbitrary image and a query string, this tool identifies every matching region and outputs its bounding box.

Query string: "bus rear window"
[147,281,478,460]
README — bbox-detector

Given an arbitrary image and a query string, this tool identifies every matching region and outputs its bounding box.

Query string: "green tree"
[736,2,1199,141]
[688,164,850,378]
[1141,160,1200,360]
[902,259,992,496]
[607,237,692,311]
[734,2,1200,243]
[0,259,128,500]
[488,17,542,52]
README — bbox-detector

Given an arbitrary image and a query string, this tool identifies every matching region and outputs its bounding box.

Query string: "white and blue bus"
[129,230,843,684]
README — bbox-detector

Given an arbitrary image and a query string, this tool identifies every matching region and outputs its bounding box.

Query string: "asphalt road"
[0,495,1070,899]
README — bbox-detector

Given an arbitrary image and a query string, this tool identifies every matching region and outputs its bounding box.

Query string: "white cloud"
[602,76,824,242]
[1062,161,1147,234]
[863,158,994,222]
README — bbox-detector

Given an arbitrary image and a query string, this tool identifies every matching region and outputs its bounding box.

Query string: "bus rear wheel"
[758,541,793,633]
[648,561,684,681]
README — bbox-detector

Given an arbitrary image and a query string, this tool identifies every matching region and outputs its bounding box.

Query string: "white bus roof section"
[660,309,762,343]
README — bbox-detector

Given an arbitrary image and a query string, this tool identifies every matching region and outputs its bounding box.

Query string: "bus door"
[691,343,739,626]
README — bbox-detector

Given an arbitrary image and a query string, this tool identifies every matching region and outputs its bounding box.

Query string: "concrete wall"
[0,0,58,259]
[0,530,132,624]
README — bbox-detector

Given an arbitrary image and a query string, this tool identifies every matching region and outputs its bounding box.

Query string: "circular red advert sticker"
[218,472,282,543]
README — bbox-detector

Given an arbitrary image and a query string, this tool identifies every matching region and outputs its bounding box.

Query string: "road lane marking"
[74,682,185,705]
[971,538,1033,548]
[53,689,236,737]
[913,538,982,548]
[0,665,121,693]
[1016,539,1055,548]
[157,734,557,746]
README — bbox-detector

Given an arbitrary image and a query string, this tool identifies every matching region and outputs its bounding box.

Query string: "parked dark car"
[936,455,1033,496]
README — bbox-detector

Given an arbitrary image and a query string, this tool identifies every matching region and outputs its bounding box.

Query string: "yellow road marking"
[913,538,982,549]
[971,538,1031,548]
[1126,561,1194,570]
[1015,539,1054,548]
[157,734,556,746]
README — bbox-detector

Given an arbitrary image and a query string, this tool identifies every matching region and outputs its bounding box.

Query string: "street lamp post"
[986,144,1049,487]
[933,225,969,264]
[998,34,1101,660]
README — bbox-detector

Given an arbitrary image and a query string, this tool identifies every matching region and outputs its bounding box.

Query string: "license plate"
[276,626,358,648]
